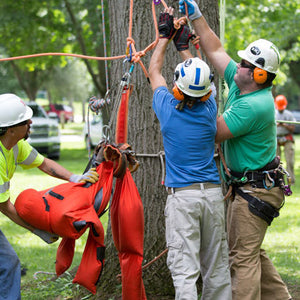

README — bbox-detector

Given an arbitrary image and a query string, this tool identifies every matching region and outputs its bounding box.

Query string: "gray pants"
[165,186,232,300]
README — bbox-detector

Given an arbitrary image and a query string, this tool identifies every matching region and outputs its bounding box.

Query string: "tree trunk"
[98,1,219,298]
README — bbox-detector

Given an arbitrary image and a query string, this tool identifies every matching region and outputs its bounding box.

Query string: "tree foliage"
[0,0,109,100]
[224,0,300,105]
[0,0,299,104]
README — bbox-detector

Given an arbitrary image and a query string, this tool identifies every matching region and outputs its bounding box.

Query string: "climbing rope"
[0,1,162,81]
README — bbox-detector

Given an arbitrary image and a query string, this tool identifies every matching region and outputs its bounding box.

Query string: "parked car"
[291,110,300,134]
[44,103,74,123]
[83,114,103,149]
[26,102,61,160]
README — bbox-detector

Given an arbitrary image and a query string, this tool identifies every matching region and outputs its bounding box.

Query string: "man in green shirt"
[179,1,292,300]
[0,93,98,300]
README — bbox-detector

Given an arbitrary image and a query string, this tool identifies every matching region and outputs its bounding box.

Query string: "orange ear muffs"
[253,68,267,84]
[172,84,185,101]
[200,89,212,102]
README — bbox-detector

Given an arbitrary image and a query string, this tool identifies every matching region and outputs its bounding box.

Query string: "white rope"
[33,271,56,280]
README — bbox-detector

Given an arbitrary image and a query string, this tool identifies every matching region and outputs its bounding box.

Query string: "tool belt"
[230,169,283,189]
[229,157,289,225]
[229,156,284,189]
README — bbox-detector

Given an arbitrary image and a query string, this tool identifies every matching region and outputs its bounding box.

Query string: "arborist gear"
[158,11,175,39]
[174,58,212,98]
[237,39,280,74]
[218,142,292,225]
[173,58,213,111]
[229,160,292,225]
[173,24,193,52]
[235,188,280,226]
[0,94,32,127]
[15,142,145,299]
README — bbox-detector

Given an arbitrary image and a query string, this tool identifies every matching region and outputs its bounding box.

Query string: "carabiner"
[126,44,133,62]
[102,125,111,144]
[262,171,275,190]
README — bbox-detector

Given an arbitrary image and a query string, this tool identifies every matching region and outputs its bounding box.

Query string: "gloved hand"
[33,229,59,244]
[69,167,99,184]
[158,12,175,39]
[179,0,202,21]
[173,25,193,51]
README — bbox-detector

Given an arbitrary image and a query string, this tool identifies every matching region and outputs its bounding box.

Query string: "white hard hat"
[237,39,280,74]
[0,94,32,127]
[174,57,211,98]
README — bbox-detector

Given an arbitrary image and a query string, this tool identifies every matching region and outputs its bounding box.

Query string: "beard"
[24,127,30,140]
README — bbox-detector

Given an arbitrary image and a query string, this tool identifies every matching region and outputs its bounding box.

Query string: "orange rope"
[0,0,162,80]
[0,1,200,78]
[0,52,126,62]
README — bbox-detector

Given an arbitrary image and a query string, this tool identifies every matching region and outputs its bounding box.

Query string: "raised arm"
[179,0,231,77]
[149,7,175,91]
[149,38,169,91]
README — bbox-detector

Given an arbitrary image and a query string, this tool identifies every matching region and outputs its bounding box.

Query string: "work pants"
[276,141,295,184]
[0,230,21,300]
[227,185,291,300]
[165,186,232,300]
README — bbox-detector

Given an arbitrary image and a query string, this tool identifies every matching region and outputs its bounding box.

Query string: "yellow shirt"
[0,139,44,203]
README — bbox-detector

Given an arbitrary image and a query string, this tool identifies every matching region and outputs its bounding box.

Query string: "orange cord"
[0,1,201,78]
[0,52,126,62]
[0,0,162,81]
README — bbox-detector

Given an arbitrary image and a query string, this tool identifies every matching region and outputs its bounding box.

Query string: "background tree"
[0,0,109,105]
[225,0,300,107]
[97,0,220,298]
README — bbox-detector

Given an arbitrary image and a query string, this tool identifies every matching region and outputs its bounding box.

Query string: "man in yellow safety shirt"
[0,93,98,300]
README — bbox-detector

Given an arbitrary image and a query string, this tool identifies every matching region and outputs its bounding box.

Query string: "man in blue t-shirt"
[179,1,292,300]
[148,7,231,300]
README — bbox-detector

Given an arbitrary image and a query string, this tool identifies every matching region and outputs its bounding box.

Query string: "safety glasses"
[240,60,255,69]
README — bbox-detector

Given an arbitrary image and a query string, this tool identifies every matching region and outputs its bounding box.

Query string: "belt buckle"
[167,187,174,195]
[245,171,257,188]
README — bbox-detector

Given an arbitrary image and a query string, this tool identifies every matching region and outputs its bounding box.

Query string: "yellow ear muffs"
[172,84,185,101]
[253,68,267,84]
[200,89,212,102]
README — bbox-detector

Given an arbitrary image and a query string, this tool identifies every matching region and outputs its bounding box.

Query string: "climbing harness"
[217,144,292,225]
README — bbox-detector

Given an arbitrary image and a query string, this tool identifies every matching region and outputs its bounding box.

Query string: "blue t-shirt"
[153,86,220,187]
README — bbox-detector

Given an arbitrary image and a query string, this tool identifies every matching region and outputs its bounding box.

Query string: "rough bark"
[97,1,220,298]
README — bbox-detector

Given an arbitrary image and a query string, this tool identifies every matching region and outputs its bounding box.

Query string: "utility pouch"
[236,188,279,226]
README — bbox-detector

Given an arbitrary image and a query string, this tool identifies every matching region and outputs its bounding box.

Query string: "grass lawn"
[0,122,299,299]
[263,134,300,299]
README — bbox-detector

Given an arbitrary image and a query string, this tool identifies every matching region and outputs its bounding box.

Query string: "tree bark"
[98,1,220,298]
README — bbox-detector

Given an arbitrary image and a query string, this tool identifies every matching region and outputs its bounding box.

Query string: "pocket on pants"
[166,240,183,276]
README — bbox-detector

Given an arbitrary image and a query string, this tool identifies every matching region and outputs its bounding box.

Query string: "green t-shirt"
[222,60,276,173]
[0,139,44,203]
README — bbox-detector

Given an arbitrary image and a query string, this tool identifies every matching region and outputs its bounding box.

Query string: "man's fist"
[173,25,193,51]
[158,12,175,39]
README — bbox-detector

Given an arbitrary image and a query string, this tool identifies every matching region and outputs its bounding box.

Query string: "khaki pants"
[277,140,295,184]
[227,185,291,300]
[165,187,232,300]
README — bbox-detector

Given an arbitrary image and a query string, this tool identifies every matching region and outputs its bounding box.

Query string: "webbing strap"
[236,188,279,225]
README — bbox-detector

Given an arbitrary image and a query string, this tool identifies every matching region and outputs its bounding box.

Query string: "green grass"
[262,135,300,298]
[1,123,300,299]
[0,123,107,299]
